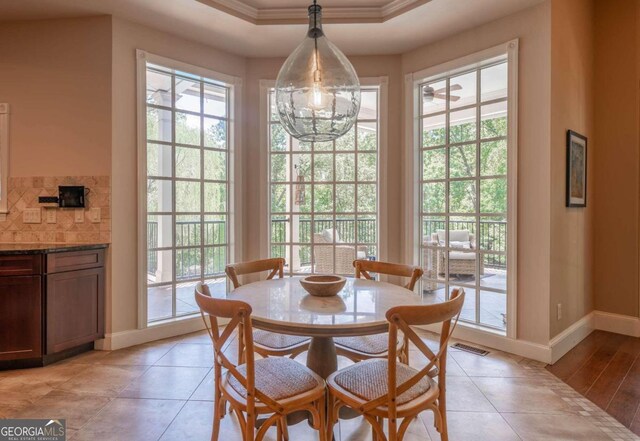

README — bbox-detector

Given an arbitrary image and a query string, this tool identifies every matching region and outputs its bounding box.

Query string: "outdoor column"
[156,93,173,283]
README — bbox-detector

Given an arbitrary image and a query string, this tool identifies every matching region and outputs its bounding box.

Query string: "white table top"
[227,277,421,337]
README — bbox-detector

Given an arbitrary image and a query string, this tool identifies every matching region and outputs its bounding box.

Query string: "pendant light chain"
[313,0,320,83]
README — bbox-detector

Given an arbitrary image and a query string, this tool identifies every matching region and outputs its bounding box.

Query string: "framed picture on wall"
[566,130,587,207]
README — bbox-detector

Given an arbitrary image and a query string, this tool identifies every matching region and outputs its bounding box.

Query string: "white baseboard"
[417,322,553,363]
[594,311,640,337]
[95,316,206,351]
[95,309,640,364]
[549,312,595,364]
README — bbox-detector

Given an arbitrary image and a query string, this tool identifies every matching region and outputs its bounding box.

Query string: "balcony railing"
[147,220,226,280]
[270,217,377,266]
[147,218,507,278]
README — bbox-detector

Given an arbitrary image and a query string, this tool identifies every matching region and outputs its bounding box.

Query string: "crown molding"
[196,0,431,25]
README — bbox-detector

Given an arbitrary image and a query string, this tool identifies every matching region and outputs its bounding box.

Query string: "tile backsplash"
[0,176,111,243]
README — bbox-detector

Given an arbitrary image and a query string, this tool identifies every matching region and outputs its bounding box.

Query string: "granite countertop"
[0,243,109,255]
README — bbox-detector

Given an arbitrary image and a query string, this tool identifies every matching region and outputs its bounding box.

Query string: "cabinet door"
[0,276,42,360]
[46,267,104,354]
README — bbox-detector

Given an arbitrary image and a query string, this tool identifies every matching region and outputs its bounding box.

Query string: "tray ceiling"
[195,0,432,24]
[0,0,546,57]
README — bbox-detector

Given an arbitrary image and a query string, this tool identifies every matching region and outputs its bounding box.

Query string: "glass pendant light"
[275,0,361,142]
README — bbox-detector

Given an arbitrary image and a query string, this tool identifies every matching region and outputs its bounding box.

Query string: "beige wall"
[110,17,246,333]
[401,3,552,344]
[592,0,640,318]
[4,2,618,350]
[549,0,595,338]
[242,55,404,266]
[108,4,557,345]
[0,17,112,177]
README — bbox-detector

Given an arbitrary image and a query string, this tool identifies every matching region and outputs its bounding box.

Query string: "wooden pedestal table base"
[307,336,338,378]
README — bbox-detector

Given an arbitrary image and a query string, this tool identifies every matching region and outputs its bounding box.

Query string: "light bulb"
[311,81,323,107]
[275,2,360,142]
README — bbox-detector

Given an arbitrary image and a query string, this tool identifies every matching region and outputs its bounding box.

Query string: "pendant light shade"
[275,2,361,142]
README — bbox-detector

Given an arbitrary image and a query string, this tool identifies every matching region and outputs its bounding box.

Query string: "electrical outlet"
[23,208,42,224]
[74,208,84,223]
[89,208,101,223]
[557,303,562,320]
[45,208,56,224]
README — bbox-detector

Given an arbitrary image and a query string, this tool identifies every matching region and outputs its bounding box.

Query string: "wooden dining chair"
[225,258,285,289]
[327,288,465,441]
[225,258,310,361]
[334,260,424,364]
[195,283,327,441]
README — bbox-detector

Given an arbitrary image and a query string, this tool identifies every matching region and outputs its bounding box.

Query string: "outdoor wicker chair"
[313,229,368,275]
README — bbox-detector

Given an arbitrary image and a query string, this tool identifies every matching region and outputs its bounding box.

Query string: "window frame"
[404,41,518,338]
[0,103,9,221]
[136,50,243,328]
[259,77,389,276]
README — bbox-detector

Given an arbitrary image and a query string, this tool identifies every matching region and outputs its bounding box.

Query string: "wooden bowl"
[299,275,346,297]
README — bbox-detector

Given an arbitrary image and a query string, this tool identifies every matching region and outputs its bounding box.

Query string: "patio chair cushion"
[227,357,321,400]
[450,240,471,249]
[322,228,341,243]
[357,251,367,259]
[253,329,310,350]
[436,229,470,243]
[333,359,432,405]
[448,251,476,260]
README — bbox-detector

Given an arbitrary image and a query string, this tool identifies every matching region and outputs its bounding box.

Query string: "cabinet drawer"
[0,255,42,276]
[46,249,104,274]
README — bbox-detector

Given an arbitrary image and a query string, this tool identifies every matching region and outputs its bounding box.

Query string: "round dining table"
[227,276,421,379]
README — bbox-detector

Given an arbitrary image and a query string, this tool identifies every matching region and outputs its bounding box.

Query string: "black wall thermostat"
[58,186,85,208]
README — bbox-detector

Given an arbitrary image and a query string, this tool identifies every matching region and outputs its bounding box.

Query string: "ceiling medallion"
[274,0,361,142]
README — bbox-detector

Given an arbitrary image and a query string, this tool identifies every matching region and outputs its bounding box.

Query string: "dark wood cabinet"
[0,245,106,369]
[0,275,42,361]
[0,254,42,276]
[46,267,104,354]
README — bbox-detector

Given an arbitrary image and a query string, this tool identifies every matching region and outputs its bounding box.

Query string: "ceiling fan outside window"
[422,83,462,102]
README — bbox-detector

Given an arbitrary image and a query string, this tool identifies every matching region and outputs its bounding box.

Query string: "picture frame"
[566,130,587,207]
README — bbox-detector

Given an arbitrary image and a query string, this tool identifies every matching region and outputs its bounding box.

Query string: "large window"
[267,86,380,275]
[416,48,516,333]
[140,55,235,324]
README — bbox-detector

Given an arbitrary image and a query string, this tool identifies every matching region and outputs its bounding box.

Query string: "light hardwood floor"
[548,330,640,436]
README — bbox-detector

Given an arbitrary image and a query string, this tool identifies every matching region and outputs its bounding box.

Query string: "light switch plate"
[89,208,101,223]
[23,208,42,224]
[45,208,56,224]
[74,208,84,223]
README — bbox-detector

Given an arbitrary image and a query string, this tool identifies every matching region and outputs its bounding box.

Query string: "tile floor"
[1,329,638,441]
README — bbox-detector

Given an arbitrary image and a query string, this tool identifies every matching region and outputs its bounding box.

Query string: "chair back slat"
[361,289,465,415]
[353,260,424,291]
[225,258,285,289]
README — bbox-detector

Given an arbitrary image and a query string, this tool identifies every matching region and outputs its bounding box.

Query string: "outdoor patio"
[422,269,507,330]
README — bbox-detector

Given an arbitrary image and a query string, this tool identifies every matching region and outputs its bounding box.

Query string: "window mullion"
[475,67,481,326]
[200,80,205,284]
[444,77,451,300]
[171,73,177,319]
